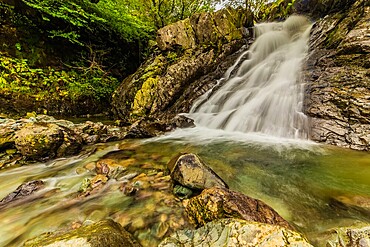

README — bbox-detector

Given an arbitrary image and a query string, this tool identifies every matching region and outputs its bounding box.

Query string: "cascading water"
[188,15,312,139]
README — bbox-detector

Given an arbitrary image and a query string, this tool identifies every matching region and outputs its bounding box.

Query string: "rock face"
[168,153,228,191]
[112,8,253,123]
[24,219,142,247]
[185,187,292,230]
[159,218,313,247]
[303,0,370,150]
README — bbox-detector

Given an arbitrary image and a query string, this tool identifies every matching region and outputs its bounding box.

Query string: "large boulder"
[184,187,292,230]
[14,122,65,160]
[159,218,313,247]
[112,8,253,123]
[303,0,370,150]
[24,219,142,247]
[168,153,228,191]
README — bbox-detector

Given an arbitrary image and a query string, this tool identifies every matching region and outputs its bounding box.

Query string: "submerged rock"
[24,219,142,247]
[0,180,45,206]
[159,218,313,247]
[168,153,228,191]
[185,187,292,230]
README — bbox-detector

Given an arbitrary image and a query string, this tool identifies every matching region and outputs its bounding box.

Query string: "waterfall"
[188,15,312,139]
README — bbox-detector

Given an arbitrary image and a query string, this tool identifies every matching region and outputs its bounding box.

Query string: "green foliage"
[21,0,154,44]
[0,53,119,101]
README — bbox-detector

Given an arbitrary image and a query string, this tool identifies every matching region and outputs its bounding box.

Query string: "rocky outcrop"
[24,219,142,247]
[159,218,313,247]
[184,187,292,230]
[303,0,370,150]
[112,7,253,123]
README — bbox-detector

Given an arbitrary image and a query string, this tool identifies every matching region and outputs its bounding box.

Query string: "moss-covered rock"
[185,187,292,230]
[14,122,64,160]
[24,219,142,247]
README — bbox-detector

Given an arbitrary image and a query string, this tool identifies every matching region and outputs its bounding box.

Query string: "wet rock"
[159,218,313,247]
[168,153,228,191]
[185,187,292,230]
[0,126,16,151]
[24,219,142,247]
[0,114,127,166]
[14,122,64,160]
[125,120,159,139]
[319,223,370,247]
[173,185,193,199]
[0,180,44,206]
[303,0,370,150]
[56,126,84,157]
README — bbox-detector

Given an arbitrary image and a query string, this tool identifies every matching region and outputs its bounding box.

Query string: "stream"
[1,128,370,246]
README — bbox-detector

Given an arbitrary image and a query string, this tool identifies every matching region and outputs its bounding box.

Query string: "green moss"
[131,77,159,117]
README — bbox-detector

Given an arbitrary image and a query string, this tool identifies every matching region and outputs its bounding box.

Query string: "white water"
[188,16,312,139]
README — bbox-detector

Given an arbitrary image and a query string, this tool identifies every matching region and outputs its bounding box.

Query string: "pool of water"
[1,128,370,246]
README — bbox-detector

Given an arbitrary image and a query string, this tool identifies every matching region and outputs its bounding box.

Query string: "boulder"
[159,218,313,247]
[185,187,292,230]
[168,153,228,191]
[14,122,64,160]
[24,219,142,247]
[303,0,370,150]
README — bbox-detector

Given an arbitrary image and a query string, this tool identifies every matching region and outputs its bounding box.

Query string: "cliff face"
[302,0,370,150]
[111,8,253,123]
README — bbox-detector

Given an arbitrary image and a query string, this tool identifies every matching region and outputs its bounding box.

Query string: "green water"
[1,134,370,246]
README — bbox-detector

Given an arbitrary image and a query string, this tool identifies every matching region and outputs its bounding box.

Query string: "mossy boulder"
[185,187,292,230]
[24,219,142,247]
[14,122,64,160]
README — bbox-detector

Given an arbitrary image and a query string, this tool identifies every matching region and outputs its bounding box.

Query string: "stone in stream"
[24,219,142,247]
[316,222,370,247]
[168,153,228,192]
[159,218,313,247]
[330,194,370,216]
[184,187,293,230]
[0,180,45,206]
